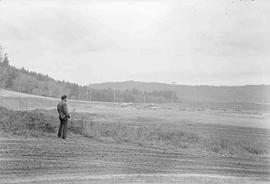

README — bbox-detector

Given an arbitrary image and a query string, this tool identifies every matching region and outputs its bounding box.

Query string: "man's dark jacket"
[57,101,69,120]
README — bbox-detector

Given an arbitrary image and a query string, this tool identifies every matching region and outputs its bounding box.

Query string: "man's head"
[61,95,67,102]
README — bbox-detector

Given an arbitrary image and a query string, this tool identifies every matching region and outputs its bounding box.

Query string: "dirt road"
[3,173,269,184]
[1,133,269,184]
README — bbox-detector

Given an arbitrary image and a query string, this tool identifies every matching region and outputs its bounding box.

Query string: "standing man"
[57,95,70,139]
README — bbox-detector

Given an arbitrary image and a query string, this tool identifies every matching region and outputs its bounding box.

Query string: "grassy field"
[1,89,269,128]
[1,89,270,183]
[1,88,270,156]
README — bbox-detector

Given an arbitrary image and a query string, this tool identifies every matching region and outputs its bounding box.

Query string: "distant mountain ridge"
[0,57,181,103]
[90,81,270,104]
[1,46,269,104]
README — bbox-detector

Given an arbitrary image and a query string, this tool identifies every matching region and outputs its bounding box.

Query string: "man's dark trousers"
[58,118,68,139]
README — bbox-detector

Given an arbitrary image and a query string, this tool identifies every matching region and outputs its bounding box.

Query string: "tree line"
[0,50,177,103]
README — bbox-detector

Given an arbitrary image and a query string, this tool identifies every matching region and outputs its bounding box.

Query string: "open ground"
[0,89,270,183]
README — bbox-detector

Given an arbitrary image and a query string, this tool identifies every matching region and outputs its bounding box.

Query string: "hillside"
[0,54,174,103]
[90,81,270,104]
[1,47,269,104]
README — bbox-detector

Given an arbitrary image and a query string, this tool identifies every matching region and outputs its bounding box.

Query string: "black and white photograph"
[0,0,270,183]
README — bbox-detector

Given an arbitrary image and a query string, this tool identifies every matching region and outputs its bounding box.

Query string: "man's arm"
[63,103,70,118]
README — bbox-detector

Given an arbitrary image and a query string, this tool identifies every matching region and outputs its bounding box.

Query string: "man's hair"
[61,95,67,100]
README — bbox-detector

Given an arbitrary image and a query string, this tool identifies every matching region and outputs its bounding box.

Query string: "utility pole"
[87,88,89,101]
[171,82,177,109]
[262,87,265,104]
[113,88,116,104]
[78,87,81,100]
[143,92,146,105]
[90,88,92,102]
[87,87,92,102]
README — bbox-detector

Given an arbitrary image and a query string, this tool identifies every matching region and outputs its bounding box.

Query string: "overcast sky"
[0,0,269,85]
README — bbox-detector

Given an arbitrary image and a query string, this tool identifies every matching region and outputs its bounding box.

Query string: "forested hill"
[0,50,269,104]
[0,53,176,103]
[90,82,270,104]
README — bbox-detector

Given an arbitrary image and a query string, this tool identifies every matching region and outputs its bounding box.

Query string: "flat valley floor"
[0,91,270,183]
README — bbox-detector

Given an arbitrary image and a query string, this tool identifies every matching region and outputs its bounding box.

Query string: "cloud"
[0,0,269,85]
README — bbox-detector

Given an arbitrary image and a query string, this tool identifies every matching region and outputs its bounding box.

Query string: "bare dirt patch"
[1,131,269,184]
